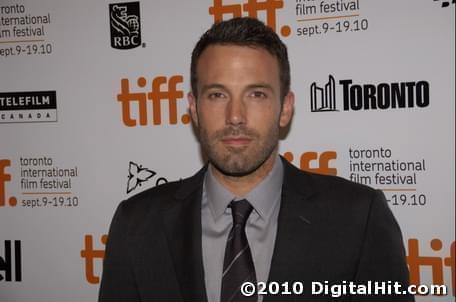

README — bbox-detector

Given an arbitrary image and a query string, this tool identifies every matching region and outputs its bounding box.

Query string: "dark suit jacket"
[99,158,413,301]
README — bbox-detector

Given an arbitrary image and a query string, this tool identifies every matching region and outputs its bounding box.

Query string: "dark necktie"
[221,199,257,302]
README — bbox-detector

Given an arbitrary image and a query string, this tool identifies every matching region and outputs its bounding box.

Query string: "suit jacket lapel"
[161,166,208,302]
[158,158,323,302]
[266,159,323,301]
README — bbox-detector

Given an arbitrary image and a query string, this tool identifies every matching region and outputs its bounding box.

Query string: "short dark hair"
[190,17,290,100]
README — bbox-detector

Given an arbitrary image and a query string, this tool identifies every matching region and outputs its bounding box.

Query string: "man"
[99,17,413,301]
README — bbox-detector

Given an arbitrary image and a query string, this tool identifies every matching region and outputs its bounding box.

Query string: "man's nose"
[225,97,246,126]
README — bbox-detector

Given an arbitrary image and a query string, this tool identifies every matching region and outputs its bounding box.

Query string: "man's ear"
[188,92,198,127]
[279,91,294,127]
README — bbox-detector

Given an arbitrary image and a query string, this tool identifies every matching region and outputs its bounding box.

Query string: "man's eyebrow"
[200,83,227,94]
[200,83,275,94]
[245,83,274,91]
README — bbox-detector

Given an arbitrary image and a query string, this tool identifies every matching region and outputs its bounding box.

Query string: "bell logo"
[0,159,17,207]
[209,0,291,37]
[407,239,455,296]
[117,75,190,127]
[80,234,107,284]
[283,151,337,176]
[0,240,22,282]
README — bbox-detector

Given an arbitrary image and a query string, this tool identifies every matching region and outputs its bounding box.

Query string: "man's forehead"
[196,44,280,76]
[198,44,275,60]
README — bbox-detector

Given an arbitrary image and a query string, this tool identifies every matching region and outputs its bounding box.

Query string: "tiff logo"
[109,2,142,49]
[209,0,291,37]
[283,151,337,176]
[117,76,190,127]
[81,234,107,284]
[407,239,455,296]
[310,75,337,112]
[0,159,17,207]
[0,240,22,282]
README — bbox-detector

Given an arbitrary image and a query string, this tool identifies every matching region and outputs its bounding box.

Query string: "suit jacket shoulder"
[281,157,394,231]
[99,166,208,302]
[114,165,207,231]
[266,159,413,301]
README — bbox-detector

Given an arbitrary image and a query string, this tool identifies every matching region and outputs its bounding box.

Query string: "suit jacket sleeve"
[98,200,141,302]
[352,190,414,301]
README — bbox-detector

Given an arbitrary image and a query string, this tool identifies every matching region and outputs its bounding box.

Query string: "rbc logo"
[0,159,17,207]
[283,151,337,176]
[109,2,142,49]
[209,0,291,37]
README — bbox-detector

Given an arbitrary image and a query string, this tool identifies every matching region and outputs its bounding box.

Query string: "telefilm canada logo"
[109,1,142,49]
[310,75,430,112]
[0,91,57,123]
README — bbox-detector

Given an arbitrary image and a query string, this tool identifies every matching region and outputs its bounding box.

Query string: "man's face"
[189,45,293,177]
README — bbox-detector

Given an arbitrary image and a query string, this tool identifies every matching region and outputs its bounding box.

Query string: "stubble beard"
[198,124,279,177]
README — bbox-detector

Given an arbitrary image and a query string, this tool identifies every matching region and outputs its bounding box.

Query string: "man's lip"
[221,137,252,145]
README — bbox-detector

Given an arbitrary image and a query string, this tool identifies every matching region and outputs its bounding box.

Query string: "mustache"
[213,126,259,139]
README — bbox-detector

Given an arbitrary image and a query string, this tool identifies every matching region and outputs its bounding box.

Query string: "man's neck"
[210,151,278,196]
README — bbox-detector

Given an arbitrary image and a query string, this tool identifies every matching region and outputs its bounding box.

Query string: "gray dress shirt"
[201,157,284,302]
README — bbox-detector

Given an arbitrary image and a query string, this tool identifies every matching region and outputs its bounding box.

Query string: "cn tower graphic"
[310,75,337,112]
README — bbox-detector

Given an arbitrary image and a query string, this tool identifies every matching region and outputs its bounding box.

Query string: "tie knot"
[229,199,253,226]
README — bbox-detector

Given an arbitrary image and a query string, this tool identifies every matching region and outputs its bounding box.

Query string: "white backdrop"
[1,0,454,301]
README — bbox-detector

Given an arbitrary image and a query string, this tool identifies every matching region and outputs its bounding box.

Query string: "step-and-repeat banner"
[1,0,454,301]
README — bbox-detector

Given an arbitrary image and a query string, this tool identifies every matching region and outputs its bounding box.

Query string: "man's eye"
[250,91,267,98]
[208,92,225,99]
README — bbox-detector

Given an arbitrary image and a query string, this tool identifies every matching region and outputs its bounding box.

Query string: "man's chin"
[210,156,262,177]
[216,168,253,177]
[225,144,249,154]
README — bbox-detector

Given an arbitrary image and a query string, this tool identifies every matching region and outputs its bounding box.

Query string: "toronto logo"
[109,2,142,49]
[310,75,337,112]
[309,75,430,112]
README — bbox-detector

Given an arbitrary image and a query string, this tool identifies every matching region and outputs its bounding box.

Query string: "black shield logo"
[109,2,141,50]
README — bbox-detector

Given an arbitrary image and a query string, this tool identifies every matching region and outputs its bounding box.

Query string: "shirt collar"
[204,156,283,222]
